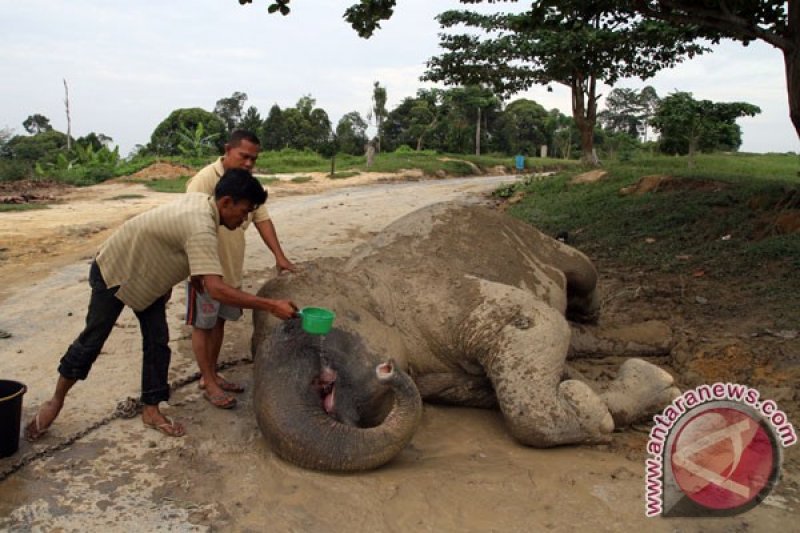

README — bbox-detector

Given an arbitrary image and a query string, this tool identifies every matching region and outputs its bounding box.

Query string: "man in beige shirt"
[185,130,296,408]
[25,169,297,439]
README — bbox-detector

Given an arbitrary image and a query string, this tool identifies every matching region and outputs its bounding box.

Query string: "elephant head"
[253,319,423,471]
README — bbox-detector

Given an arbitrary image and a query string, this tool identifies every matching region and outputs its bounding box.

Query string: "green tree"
[245,0,800,142]
[383,89,445,151]
[0,127,13,151]
[367,81,388,152]
[261,104,289,150]
[318,132,340,175]
[651,91,761,165]
[283,96,332,151]
[424,2,708,165]
[626,1,800,142]
[76,132,113,152]
[638,85,660,142]
[3,130,69,163]
[149,108,226,155]
[549,109,580,159]
[22,114,53,135]
[214,91,248,134]
[239,106,263,135]
[599,86,660,141]
[335,111,369,155]
[237,0,394,37]
[440,85,501,155]
[493,98,551,156]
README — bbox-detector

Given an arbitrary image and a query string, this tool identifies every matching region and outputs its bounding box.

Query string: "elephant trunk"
[255,358,422,472]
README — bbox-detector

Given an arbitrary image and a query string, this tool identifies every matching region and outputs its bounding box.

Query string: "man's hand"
[270,299,299,320]
[276,256,298,274]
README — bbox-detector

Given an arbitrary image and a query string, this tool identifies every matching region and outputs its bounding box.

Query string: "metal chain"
[0,356,253,482]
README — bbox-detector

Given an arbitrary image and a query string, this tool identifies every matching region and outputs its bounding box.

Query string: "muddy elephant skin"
[252,201,678,471]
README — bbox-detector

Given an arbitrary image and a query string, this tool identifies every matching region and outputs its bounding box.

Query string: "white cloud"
[0,0,796,155]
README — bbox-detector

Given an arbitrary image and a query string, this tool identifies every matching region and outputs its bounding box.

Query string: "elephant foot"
[558,380,615,443]
[601,358,680,427]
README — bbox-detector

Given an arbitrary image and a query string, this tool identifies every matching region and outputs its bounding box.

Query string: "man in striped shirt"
[185,129,296,409]
[24,169,297,439]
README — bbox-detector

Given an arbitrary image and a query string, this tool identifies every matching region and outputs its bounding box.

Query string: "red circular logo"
[671,407,776,510]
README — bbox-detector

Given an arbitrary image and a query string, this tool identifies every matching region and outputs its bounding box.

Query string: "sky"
[1,0,797,157]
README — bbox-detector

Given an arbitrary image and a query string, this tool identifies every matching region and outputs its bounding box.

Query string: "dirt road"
[0,174,796,531]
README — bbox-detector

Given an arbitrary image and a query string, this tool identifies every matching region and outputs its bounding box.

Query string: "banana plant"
[177,122,220,158]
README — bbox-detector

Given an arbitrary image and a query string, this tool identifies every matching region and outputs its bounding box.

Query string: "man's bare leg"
[208,318,225,384]
[24,375,76,441]
[192,320,235,407]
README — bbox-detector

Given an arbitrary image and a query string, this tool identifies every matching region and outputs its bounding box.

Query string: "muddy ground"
[0,168,797,531]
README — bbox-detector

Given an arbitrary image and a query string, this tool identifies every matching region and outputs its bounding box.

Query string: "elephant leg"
[568,320,673,358]
[600,358,681,427]
[414,372,497,408]
[469,280,614,447]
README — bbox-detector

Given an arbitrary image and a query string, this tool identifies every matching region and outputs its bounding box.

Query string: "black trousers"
[57,261,171,405]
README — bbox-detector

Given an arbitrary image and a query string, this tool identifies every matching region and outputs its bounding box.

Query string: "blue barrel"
[514,155,525,171]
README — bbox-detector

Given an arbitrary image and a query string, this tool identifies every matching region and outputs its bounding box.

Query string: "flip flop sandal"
[24,413,48,442]
[198,374,245,393]
[203,391,237,409]
[217,375,245,393]
[143,416,186,437]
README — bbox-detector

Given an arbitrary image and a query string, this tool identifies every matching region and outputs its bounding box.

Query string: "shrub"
[0,160,32,181]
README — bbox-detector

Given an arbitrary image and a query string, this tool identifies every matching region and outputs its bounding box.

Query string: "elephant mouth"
[311,366,338,414]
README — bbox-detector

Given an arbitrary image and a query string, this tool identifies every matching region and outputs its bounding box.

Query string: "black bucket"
[0,380,27,458]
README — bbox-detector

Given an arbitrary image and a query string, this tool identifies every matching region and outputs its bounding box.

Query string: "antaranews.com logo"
[645,382,797,517]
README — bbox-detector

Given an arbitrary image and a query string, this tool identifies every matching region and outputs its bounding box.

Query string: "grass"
[258,176,280,185]
[0,203,49,213]
[144,176,190,193]
[502,152,800,312]
[252,148,574,177]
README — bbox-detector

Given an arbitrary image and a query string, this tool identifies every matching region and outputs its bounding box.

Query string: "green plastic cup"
[298,307,336,335]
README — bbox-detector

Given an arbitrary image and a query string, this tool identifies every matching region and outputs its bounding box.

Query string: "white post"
[63,79,71,151]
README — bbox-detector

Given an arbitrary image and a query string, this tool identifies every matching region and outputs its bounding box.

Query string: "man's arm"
[254,219,297,273]
[199,274,297,319]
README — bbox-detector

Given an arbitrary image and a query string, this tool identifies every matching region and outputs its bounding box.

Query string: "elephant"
[252,201,679,471]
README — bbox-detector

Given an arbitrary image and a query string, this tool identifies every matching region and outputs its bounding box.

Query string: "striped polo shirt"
[186,157,270,288]
[95,193,223,311]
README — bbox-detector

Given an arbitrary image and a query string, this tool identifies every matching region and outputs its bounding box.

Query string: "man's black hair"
[228,129,260,147]
[214,168,267,207]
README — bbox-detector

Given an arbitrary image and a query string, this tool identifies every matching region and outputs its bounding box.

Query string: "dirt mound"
[619,175,729,195]
[751,188,800,238]
[0,179,73,203]
[123,162,195,181]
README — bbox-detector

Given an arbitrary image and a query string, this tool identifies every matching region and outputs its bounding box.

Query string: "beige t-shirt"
[96,193,223,311]
[186,157,270,288]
